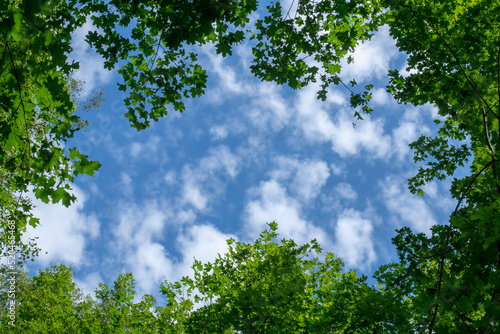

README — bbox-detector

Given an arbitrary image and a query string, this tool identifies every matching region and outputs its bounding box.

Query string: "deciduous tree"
[0,224,410,333]
[2,1,500,331]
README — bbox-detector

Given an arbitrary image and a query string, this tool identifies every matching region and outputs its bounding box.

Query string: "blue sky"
[23,2,457,300]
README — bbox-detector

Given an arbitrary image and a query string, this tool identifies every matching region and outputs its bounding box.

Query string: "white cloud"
[164,170,176,185]
[292,160,330,201]
[295,86,392,158]
[181,174,209,211]
[133,243,175,293]
[120,172,133,197]
[422,182,455,213]
[271,156,330,202]
[334,209,376,269]
[247,83,290,132]
[27,186,100,267]
[176,224,237,276]
[329,163,345,176]
[400,60,418,78]
[334,182,357,200]
[180,145,240,211]
[112,201,174,294]
[111,201,236,293]
[244,180,328,246]
[209,125,229,140]
[200,43,254,105]
[176,209,196,224]
[380,176,436,234]
[129,135,161,159]
[130,142,142,158]
[392,120,419,160]
[204,45,248,95]
[75,272,103,297]
[371,88,392,106]
[114,202,167,246]
[391,108,432,160]
[201,145,240,178]
[70,20,113,96]
[326,89,347,106]
[341,25,399,82]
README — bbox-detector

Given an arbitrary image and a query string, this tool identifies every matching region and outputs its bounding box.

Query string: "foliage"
[1,0,500,332]
[379,0,500,332]
[250,0,381,117]
[251,0,500,332]
[82,0,258,130]
[0,264,85,332]
[0,0,257,261]
[0,0,102,261]
[0,224,410,333]
[161,222,409,333]
[0,263,162,333]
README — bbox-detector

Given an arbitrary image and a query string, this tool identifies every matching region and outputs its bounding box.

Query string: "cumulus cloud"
[176,224,237,276]
[120,172,133,197]
[391,108,433,160]
[334,182,357,200]
[341,25,399,82]
[114,202,167,247]
[70,20,113,95]
[203,44,250,95]
[244,180,328,246]
[109,200,238,294]
[209,125,229,140]
[295,86,392,158]
[330,163,345,176]
[271,156,330,202]
[200,43,255,105]
[292,160,330,201]
[111,201,174,293]
[371,88,392,106]
[247,82,290,132]
[180,145,240,211]
[421,182,455,213]
[181,175,209,211]
[130,135,161,159]
[380,176,436,234]
[75,272,103,297]
[164,170,176,185]
[27,186,100,267]
[334,209,376,269]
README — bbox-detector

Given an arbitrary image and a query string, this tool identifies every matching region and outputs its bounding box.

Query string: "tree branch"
[482,106,500,194]
[483,106,496,155]
[453,160,494,217]
[6,41,31,160]
[497,38,500,123]
[426,20,498,120]
[427,160,495,333]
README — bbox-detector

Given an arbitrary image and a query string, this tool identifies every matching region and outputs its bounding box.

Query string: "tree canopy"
[1,0,500,332]
[1,224,411,333]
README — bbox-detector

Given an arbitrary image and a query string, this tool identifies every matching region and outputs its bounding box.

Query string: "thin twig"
[284,0,296,21]
[149,37,162,72]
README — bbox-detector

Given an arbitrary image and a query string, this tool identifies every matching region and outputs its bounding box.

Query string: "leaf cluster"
[0,224,410,333]
[0,0,102,260]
